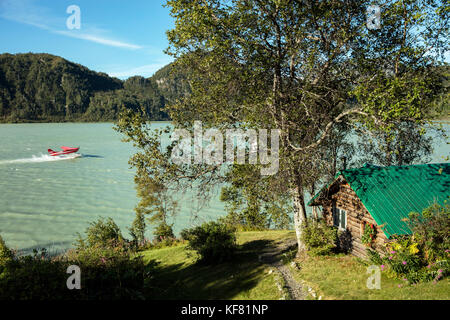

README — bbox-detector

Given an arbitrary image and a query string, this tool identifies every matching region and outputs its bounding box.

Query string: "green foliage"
[150,63,191,105]
[0,53,120,122]
[367,203,449,285]
[128,211,147,246]
[127,171,179,240]
[366,248,383,265]
[361,223,377,246]
[355,121,440,167]
[384,236,422,275]
[220,165,292,231]
[75,217,124,249]
[116,0,448,257]
[293,252,449,300]
[0,248,69,300]
[83,75,169,122]
[300,219,338,256]
[181,221,237,264]
[0,53,184,122]
[64,244,153,300]
[0,218,158,300]
[428,65,450,119]
[0,235,14,262]
[153,221,175,240]
[370,235,440,284]
[408,202,450,264]
[0,241,155,300]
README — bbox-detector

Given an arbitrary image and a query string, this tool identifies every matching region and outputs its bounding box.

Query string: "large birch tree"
[116,0,448,252]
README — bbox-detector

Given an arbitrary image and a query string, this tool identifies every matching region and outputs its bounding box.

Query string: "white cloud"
[107,61,173,79]
[0,0,142,50]
[54,30,141,50]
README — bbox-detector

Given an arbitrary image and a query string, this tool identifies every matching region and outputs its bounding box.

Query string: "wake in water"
[0,153,82,165]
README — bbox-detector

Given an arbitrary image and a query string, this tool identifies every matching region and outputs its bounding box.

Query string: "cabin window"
[333,207,347,230]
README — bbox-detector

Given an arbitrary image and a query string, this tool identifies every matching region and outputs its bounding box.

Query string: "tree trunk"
[312,206,318,220]
[292,183,308,254]
[310,182,318,220]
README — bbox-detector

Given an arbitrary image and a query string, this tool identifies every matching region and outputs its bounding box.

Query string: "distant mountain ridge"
[0,53,187,122]
[1,53,446,123]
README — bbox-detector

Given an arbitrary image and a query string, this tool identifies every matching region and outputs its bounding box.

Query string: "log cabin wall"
[320,180,388,258]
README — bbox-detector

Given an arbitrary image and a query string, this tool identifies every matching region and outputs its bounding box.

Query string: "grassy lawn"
[140,230,296,300]
[289,254,450,300]
[139,230,448,300]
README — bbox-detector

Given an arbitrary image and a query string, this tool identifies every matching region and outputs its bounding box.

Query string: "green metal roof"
[308,163,450,238]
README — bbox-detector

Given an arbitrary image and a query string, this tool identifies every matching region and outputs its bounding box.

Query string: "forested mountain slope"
[0,53,445,122]
[0,53,187,122]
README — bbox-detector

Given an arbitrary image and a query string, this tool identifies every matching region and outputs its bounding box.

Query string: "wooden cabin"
[308,163,450,258]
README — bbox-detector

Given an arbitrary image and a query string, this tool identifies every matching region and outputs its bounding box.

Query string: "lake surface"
[0,122,448,253]
[0,122,225,254]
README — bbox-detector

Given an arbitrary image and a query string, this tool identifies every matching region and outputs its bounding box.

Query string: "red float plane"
[47,146,80,157]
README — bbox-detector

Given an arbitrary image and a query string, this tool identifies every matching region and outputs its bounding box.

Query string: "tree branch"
[287,108,382,153]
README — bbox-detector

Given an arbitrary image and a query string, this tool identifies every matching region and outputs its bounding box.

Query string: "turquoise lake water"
[0,122,448,253]
[0,122,225,254]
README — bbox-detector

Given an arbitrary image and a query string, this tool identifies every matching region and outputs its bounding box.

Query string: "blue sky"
[0,0,174,79]
[1,1,447,80]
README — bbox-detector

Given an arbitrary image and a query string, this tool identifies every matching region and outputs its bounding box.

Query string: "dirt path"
[258,238,305,300]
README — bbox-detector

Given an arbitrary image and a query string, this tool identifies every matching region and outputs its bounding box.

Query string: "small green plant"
[366,248,383,265]
[361,223,377,246]
[75,217,124,249]
[181,221,237,264]
[0,233,156,300]
[129,211,146,246]
[0,236,14,262]
[369,203,449,285]
[65,243,154,299]
[384,236,422,276]
[371,231,448,285]
[153,221,175,241]
[300,219,338,256]
[407,202,449,263]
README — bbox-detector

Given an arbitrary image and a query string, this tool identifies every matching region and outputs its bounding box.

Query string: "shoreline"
[0,120,173,124]
[0,120,172,124]
[0,115,448,125]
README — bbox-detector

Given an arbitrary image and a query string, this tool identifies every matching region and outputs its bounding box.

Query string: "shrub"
[384,236,422,275]
[0,218,160,300]
[369,234,448,284]
[181,221,237,264]
[367,203,449,284]
[361,223,377,246]
[0,248,69,300]
[300,219,338,256]
[153,221,175,240]
[129,211,146,246]
[0,236,14,262]
[75,217,124,249]
[407,202,449,263]
[0,240,157,300]
[366,248,383,265]
[64,244,154,299]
